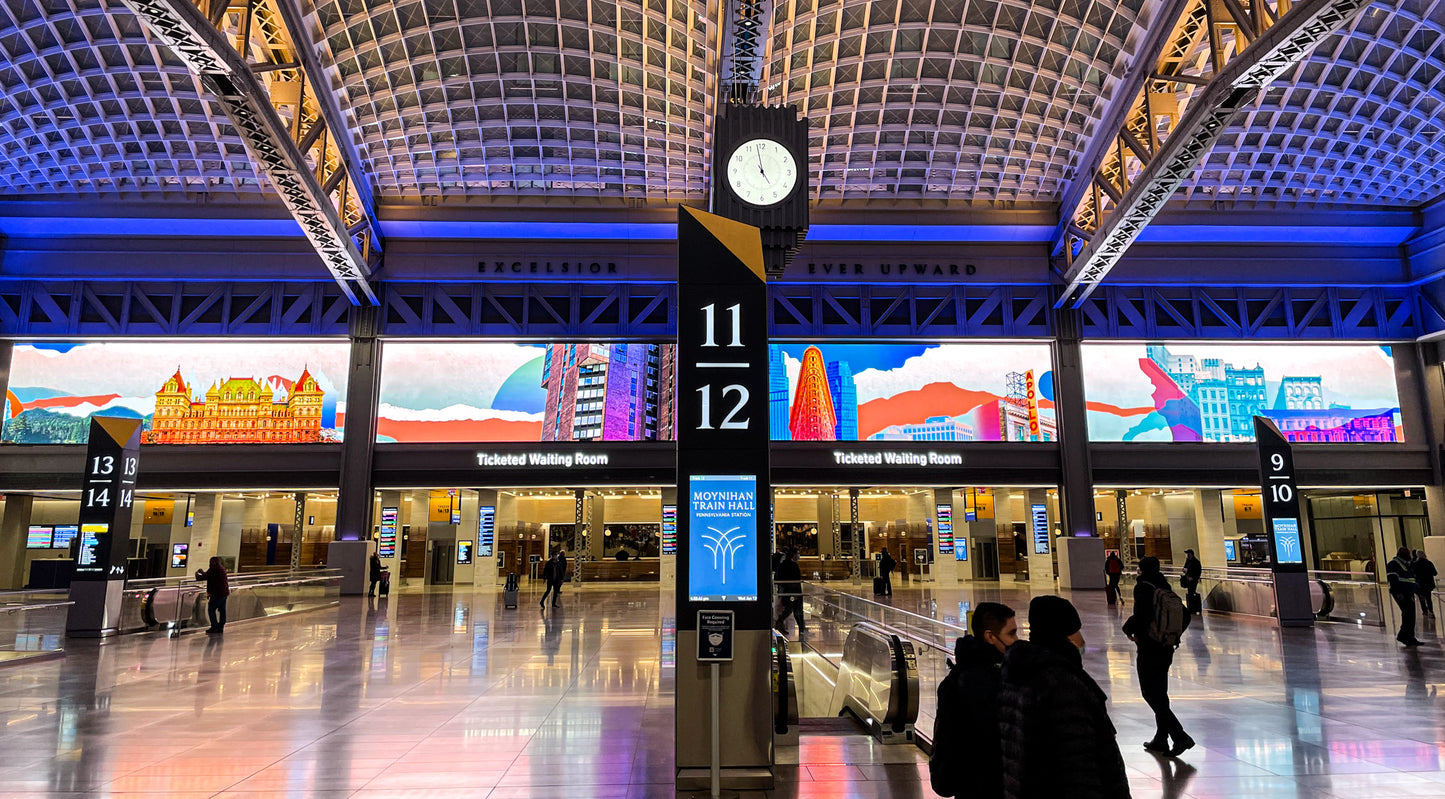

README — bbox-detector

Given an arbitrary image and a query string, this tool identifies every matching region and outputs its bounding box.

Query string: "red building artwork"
[789,346,837,441]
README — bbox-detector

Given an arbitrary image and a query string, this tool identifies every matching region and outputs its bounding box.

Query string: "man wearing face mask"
[929,602,1018,798]
[998,596,1131,799]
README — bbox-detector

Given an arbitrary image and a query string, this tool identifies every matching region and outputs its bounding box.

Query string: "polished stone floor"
[0,580,1440,798]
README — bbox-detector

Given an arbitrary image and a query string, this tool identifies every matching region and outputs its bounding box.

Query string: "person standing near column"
[1387,547,1422,647]
[1180,549,1202,615]
[1123,556,1193,756]
[195,557,230,635]
[1104,552,1124,606]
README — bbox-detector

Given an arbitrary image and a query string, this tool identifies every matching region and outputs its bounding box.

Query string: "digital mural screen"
[767,343,1055,442]
[1080,343,1402,443]
[2,341,349,444]
[377,342,677,443]
[687,475,759,603]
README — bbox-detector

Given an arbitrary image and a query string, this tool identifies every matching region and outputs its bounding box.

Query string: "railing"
[119,568,342,635]
[0,590,71,663]
[1120,565,1385,626]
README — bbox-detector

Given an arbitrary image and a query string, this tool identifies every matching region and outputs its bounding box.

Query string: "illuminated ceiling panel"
[298,0,714,198]
[0,0,264,195]
[760,0,1163,202]
[1176,0,1445,207]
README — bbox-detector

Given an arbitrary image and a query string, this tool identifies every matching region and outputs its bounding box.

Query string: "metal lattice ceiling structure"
[298,0,715,197]
[0,0,1441,209]
[0,0,264,194]
[1182,0,1445,207]
[760,0,1163,202]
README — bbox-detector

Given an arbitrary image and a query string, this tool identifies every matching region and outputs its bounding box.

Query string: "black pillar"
[336,306,381,541]
[1052,308,1097,538]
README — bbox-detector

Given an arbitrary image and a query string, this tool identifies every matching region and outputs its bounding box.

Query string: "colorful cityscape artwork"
[377,342,675,442]
[768,343,1056,442]
[2,342,349,444]
[1081,343,1403,443]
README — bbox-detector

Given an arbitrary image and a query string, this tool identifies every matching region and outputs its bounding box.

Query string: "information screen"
[1272,518,1304,564]
[661,504,677,554]
[457,540,473,564]
[1224,540,1237,562]
[26,526,53,549]
[379,507,398,558]
[955,536,968,561]
[52,525,78,549]
[687,475,759,603]
[477,506,495,557]
[935,505,953,554]
[76,523,108,569]
[1031,504,1050,555]
[170,543,189,569]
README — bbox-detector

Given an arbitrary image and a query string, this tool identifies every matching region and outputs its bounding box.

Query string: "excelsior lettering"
[479,261,619,275]
[475,452,610,468]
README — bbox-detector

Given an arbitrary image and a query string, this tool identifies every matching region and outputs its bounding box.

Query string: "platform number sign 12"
[695,303,752,431]
[75,416,143,581]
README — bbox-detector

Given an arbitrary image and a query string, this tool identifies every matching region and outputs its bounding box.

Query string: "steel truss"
[378,283,676,339]
[1078,285,1427,340]
[0,282,352,337]
[0,281,1435,341]
[119,0,381,302]
[769,285,1056,339]
[1055,0,1373,306]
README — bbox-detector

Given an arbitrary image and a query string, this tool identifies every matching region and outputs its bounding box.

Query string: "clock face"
[726,138,798,207]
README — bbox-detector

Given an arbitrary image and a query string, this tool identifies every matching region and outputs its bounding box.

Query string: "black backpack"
[929,659,965,797]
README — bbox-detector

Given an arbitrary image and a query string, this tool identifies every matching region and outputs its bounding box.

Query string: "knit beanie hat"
[1138,555,1161,575]
[1028,595,1082,641]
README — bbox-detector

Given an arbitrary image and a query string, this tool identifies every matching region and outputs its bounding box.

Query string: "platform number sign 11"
[1254,416,1305,570]
[75,416,143,581]
[695,303,752,431]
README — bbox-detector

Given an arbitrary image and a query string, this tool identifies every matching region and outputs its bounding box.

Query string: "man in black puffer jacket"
[998,596,1131,799]
[929,602,1018,798]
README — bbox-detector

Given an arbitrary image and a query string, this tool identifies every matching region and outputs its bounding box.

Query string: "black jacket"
[1123,571,1173,651]
[1182,556,1202,589]
[880,551,896,577]
[930,635,1005,799]
[1387,556,1417,596]
[775,558,802,596]
[998,640,1131,799]
[370,558,383,581]
[1415,557,1438,590]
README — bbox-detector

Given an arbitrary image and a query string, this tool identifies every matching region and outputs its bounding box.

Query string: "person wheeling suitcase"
[878,548,896,597]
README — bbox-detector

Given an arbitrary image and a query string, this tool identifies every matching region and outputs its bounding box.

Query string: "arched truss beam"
[118,0,381,304]
[1053,0,1374,308]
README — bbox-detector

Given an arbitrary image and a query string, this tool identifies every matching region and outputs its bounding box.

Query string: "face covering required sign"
[687,475,759,603]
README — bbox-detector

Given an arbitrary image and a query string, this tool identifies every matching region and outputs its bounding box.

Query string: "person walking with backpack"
[998,596,1131,799]
[539,549,566,608]
[1104,552,1124,605]
[774,548,805,635]
[1387,546,1422,646]
[929,602,1018,798]
[1123,556,1193,756]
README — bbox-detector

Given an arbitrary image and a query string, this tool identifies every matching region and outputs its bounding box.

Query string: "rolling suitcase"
[503,573,519,609]
[1186,591,1202,615]
[379,570,391,596]
[873,576,887,596]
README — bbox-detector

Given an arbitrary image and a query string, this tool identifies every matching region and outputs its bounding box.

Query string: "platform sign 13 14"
[75,416,142,581]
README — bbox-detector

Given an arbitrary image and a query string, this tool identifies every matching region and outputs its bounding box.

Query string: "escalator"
[771,620,921,746]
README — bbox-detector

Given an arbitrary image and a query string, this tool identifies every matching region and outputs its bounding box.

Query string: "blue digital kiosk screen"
[688,474,759,603]
[1272,518,1304,565]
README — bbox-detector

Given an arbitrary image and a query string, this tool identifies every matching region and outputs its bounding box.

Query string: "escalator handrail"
[886,633,909,734]
[773,630,791,734]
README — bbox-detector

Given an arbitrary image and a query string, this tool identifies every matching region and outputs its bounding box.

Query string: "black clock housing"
[711,103,810,276]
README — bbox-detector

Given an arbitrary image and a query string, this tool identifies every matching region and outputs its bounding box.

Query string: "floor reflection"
[0,582,1442,797]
